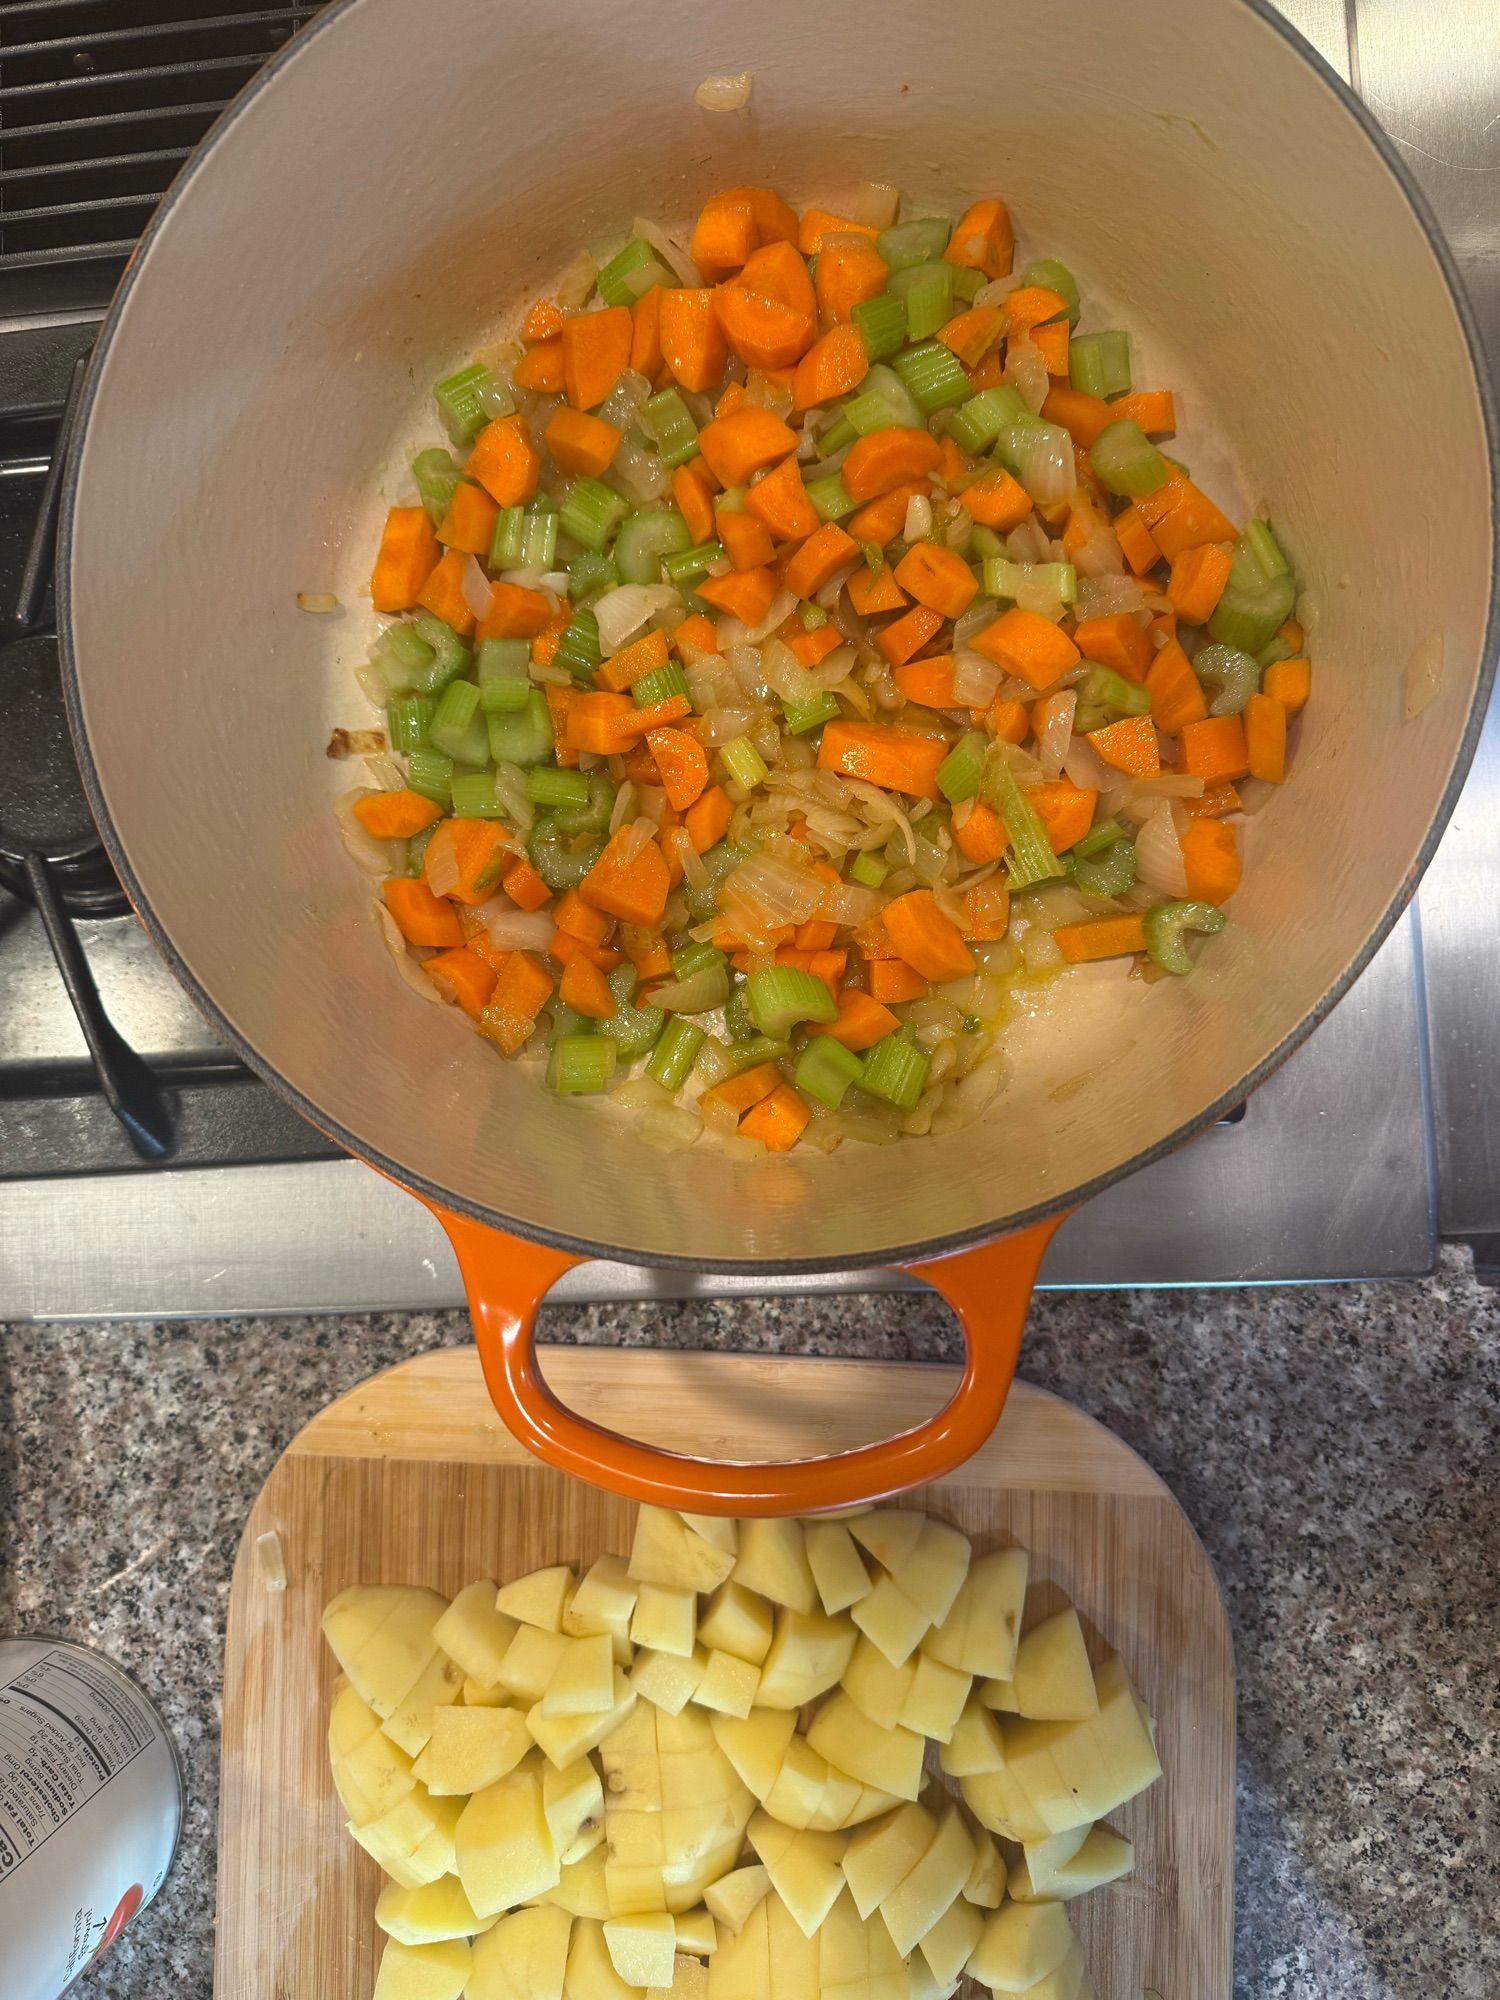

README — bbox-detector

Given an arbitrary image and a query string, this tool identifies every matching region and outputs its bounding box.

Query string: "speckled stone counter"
[2,1250,1496,2000]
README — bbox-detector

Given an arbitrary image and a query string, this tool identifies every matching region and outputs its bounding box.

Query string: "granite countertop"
[2,1250,1496,2000]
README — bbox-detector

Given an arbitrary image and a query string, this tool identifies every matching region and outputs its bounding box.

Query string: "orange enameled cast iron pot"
[58,0,1496,1512]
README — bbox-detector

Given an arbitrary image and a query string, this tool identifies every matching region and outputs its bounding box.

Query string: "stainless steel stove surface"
[0,0,1494,1318]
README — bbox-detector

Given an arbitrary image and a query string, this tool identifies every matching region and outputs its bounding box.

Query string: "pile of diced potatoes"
[323,1505,1162,2000]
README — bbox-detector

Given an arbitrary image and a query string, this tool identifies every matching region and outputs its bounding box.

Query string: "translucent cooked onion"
[363,753,406,791]
[816,878,883,926]
[973,278,1010,309]
[1075,572,1144,619]
[474,901,555,952]
[760,637,822,704]
[694,71,752,111]
[851,181,901,228]
[424,835,462,898]
[611,438,669,503]
[670,826,709,892]
[1006,516,1051,564]
[642,1103,702,1151]
[632,215,702,287]
[719,587,797,647]
[841,776,917,863]
[613,1075,676,1115]
[904,492,934,542]
[728,644,771,701]
[1004,335,1049,414]
[953,602,997,650]
[596,583,678,653]
[1035,691,1077,779]
[1134,799,1189,896]
[1023,928,1065,974]
[698,707,757,745]
[492,761,534,830]
[335,789,402,877]
[1007,423,1074,506]
[619,816,657,864]
[459,555,494,620]
[608,781,637,835]
[1062,731,1114,794]
[726,853,825,924]
[556,249,598,307]
[598,370,653,426]
[743,369,795,418]
[375,902,445,1003]
[1069,509,1127,577]
[297,591,339,614]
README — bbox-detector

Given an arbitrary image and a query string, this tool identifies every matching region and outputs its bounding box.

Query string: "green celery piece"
[1143,900,1227,975]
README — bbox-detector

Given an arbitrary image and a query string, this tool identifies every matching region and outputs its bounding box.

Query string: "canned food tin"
[0,1637,183,2000]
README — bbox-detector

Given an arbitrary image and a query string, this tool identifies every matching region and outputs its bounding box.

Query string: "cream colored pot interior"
[65,0,1492,1267]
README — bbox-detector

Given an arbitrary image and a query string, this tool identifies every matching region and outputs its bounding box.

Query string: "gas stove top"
[0,0,1495,1317]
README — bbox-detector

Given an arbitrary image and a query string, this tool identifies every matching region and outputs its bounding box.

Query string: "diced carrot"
[847,481,931,545]
[711,184,799,248]
[1029,318,1070,376]
[353,789,442,841]
[1136,474,1238,559]
[559,952,618,1019]
[738,1082,811,1151]
[1030,780,1097,853]
[622,931,673,981]
[842,428,944,504]
[522,298,565,344]
[1144,637,1208,734]
[714,244,818,370]
[659,288,731,392]
[883,889,975,981]
[382,875,463,947]
[1244,690,1287,783]
[673,612,720,656]
[876,604,945,667]
[596,628,669,693]
[500,853,554,911]
[808,989,900,1052]
[793,323,870,410]
[545,407,622,478]
[953,801,1006,864]
[959,466,1034,532]
[513,339,565,393]
[532,608,573,668]
[703,1062,783,1114]
[1088,714,1160,777]
[415,549,477,637]
[740,240,817,319]
[938,305,1006,369]
[944,199,1014,279]
[787,623,843,667]
[698,407,799,488]
[647,726,709,811]
[677,788,728,859]
[893,542,979,620]
[817,720,947,799]
[853,913,898,961]
[1279,618,1305,650]
[784,522,859,600]
[1167,543,1233,626]
[436,480,500,556]
[697,564,779,625]
[670,465,717,549]
[983,697,1030,744]
[967,351,1003,392]
[569,690,690,755]
[1181,819,1242,903]
[963,879,1011,941]
[775,944,847,995]
[815,236,889,324]
[1264,656,1311,714]
[798,208,879,255]
[689,192,759,278]
[476,581,553,642]
[1110,390,1176,435]
[479,950,555,1055]
[548,929,622,973]
[713,380,745,420]
[1184,780,1242,820]
[1115,502,1163,578]
[718,508,778,570]
[936,435,969,487]
[1001,286,1067,337]
[1040,384,1114,448]
[554,888,613,947]
[893,656,959,708]
[424,946,498,1018]
[579,827,670,927]
[868,959,929,1003]
[624,285,663,379]
[1151,609,1177,645]
[1073,612,1153,682]
[467,415,541,507]
[846,564,909,617]
[744,455,818,543]
[540,686,580,770]
[561,306,632,411]
[371,506,440,612]
[1180,714,1251,782]
[1053,914,1147,963]
[971,607,1081,689]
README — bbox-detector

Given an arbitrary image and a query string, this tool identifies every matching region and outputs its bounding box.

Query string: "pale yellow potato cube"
[322,1585,449,1715]
[605,1912,678,1987]
[806,1691,925,1801]
[600,1700,660,1808]
[766,1886,820,2000]
[880,1804,975,1956]
[528,1671,637,1769]
[564,1555,639,1664]
[376,1874,495,1947]
[541,1847,612,1920]
[816,1888,868,1986]
[694,1649,761,1720]
[631,1507,736,1595]
[606,1861,668,1917]
[922,1548,1027,1681]
[351,1787,463,1890]
[938,1699,1006,1778]
[761,1734,831,1830]
[839,1783,903,1829]
[848,1511,925,1573]
[662,1823,748,1912]
[747,1813,847,1938]
[632,1646,709,1716]
[424,1703,531,1794]
[917,1896,984,1989]
[496,1566,574,1634]
[456,1765,559,1917]
[1012,1608,1099,1722]
[755,1608,857,1710]
[807,1763,862,1834]
[498,1627,571,1704]
[381,1650,466,1758]
[567,1918,639,2000]
[908,1954,958,2000]
[842,1636,917,1732]
[849,1575,930,1669]
[888,1519,970,1628]
[1003,1937,1087,2000]
[732,1520,817,1615]
[469,1905,573,2000]
[608,1807,665,1866]
[681,1513,738,1556]
[709,1708,796,1798]
[804,1521,872,1617]
[963,1826,1006,1908]
[1004,1654,1160,1834]
[544,1757,605,1859]
[675,1910,718,1955]
[329,1685,416,1825]
[544,1635,618,1717]
[698,1582,774,1666]
[706,1896,769,2000]
[648,1955,711,2000]
[898,1653,970,1743]
[962,1766,1051,1844]
[704,1864,770,1936]
[966,1901,1075,1992]
[841,1800,935,1920]
[633,1584,698,1659]
[660,1742,741,1809]
[664,1796,750,1871]
[434,1581,519,1689]
[656,1703,716,1754]
[980,1677,1020,1711]
[1011,1824,1134,1902]
[465,1678,511,1708]
[372,1936,471,2000]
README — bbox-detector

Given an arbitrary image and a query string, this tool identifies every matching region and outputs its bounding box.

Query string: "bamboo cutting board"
[216,1349,1234,2000]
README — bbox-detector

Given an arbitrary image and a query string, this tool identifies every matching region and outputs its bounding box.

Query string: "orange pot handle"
[425,1201,1065,1515]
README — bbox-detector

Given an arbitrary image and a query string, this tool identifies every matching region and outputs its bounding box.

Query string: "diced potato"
[966,1901,1075,1993]
[329,1684,417,1824]
[606,1858,668,1916]
[631,1507,736,1595]
[351,1787,464,1890]
[565,1555,640,1664]
[424,1703,532,1793]
[567,1918,639,2000]
[807,1692,925,1802]
[528,1672,637,1768]
[963,1826,1006,1908]
[959,1762,1052,1846]
[908,1954,959,2000]
[541,1847,612,1920]
[322,1585,449,1715]
[660,1741,743,1810]
[762,1734,832,1830]
[747,1813,847,1938]
[1012,1608,1099,1722]
[898,1653,970,1743]
[656,1703,716,1754]
[766,1886,820,2000]
[1010,1824,1134,1902]
[840,1784,904,1830]
[633,1646,709,1716]
[1003,1654,1161,1834]
[924,1549,1028,1681]
[842,1635,917,1732]
[381,1650,466,1758]
[600,1700,660,1808]
[804,1521,872,1617]
[733,1521,818,1615]
[849,1575,930,1669]
[707,1896,769,2000]
[816,1888,868,1988]
[544,1635,618,1717]
[917,1895,984,1988]
[469,1905,573,2000]
[755,1609,857,1710]
[633,1584,698,1659]
[980,1677,1021,1711]
[681,1513,738,1556]
[498,1627,571,1704]
[434,1581,519,1688]
[649,1955,711,2000]
[842,1802,935,1920]
[664,1795,753,1874]
[371,1936,471,2000]
[456,1766,560,1917]
[496,1566,575,1634]
[698,1582,775,1666]
[694,1650,761,1719]
[939,1699,1006,1778]
[807,1763,861,1834]
[375,1874,494,1947]
[1005,1937,1087,2000]
[847,1512,925,1573]
[544,1757,605,1861]
[675,1910,718,1955]
[709,1708,796,1798]
[879,1804,975,1956]
[704,1864,771,1936]
[609,1805,664,1866]
[605,1912,678,1987]
[465,1678,511,1708]
[888,1519,970,1628]
[661,1818,749,1912]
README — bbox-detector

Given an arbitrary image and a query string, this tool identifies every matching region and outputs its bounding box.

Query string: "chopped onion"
[424,835,461,899]
[725,854,824,924]
[492,761,534,830]
[474,900,555,952]
[670,826,709,892]
[842,777,916,864]
[375,902,445,1002]
[618,816,657,864]
[613,1075,676,1115]
[609,780,637,835]
[1004,336,1049,414]
[904,492,934,542]
[728,644,771,702]
[1075,572,1144,620]
[642,1103,702,1151]
[459,555,494,620]
[598,369,654,426]
[611,438,669,503]
[632,216,702,288]
[1134,799,1189,896]
[760,637,821,704]
[816,878,883,926]
[743,369,795,418]
[476,375,517,421]
[1062,730,1114,794]
[816,562,860,608]
[1068,509,1127,578]
[335,789,402,877]
[297,591,339,614]
[694,71,752,111]
[698,707,758,745]
[1129,772,1205,800]
[1023,928,1065,974]
[556,249,598,307]
[973,278,1010,309]
[949,650,1000,708]
[852,181,901,229]
[724,586,797,646]
[596,583,678,653]
[1035,691,1077,779]
[363,753,406,792]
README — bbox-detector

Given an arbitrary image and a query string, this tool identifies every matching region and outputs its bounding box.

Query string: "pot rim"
[57,0,1500,1277]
